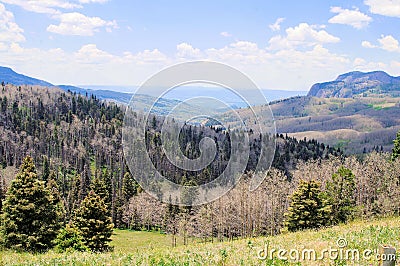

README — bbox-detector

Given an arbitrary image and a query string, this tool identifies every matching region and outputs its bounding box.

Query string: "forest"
[0,84,399,253]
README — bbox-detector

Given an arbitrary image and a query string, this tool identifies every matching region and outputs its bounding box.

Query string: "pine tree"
[47,174,65,223]
[90,176,110,206]
[113,193,124,228]
[122,172,138,202]
[391,130,400,161]
[284,179,331,232]
[42,156,50,183]
[79,164,91,201]
[72,190,113,252]
[67,173,81,218]
[54,223,88,252]
[0,156,60,252]
[326,166,356,224]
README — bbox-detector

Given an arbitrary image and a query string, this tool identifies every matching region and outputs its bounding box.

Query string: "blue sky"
[0,0,400,91]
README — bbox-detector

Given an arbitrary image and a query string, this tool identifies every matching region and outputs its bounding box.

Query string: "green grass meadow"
[0,217,399,265]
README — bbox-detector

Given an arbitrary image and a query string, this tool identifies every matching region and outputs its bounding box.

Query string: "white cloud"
[269,17,285,31]
[389,60,400,74]
[0,42,7,51]
[206,41,271,64]
[362,35,400,52]
[136,49,168,64]
[391,60,400,68]
[136,49,167,64]
[268,23,340,50]
[361,40,376,48]
[0,36,353,90]
[1,0,116,37]
[274,44,349,69]
[123,49,168,65]
[0,0,109,15]
[353,57,367,66]
[378,35,400,52]
[74,44,114,63]
[0,42,169,85]
[176,43,202,59]
[47,12,117,36]
[353,57,388,72]
[365,0,400,18]
[202,40,351,90]
[328,6,372,29]
[0,0,80,15]
[0,36,395,91]
[9,42,24,53]
[0,3,25,43]
[220,31,232,37]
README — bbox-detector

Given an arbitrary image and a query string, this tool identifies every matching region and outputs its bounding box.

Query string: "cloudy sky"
[0,0,400,91]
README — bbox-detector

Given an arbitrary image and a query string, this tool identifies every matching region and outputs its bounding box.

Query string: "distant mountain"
[58,85,133,104]
[0,66,53,87]
[0,67,131,104]
[308,71,400,98]
[0,67,224,119]
[0,66,307,108]
[228,92,400,154]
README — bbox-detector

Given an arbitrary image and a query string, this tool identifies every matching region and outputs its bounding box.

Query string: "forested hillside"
[0,83,399,260]
[0,84,339,226]
[228,95,400,154]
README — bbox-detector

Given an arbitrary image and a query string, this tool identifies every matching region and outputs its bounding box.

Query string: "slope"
[308,70,400,98]
[1,216,398,265]
[228,71,400,154]
[0,66,53,87]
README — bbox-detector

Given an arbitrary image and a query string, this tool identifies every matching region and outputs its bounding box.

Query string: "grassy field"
[0,217,399,265]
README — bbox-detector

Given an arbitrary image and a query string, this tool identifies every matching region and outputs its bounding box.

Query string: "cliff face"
[308,71,400,98]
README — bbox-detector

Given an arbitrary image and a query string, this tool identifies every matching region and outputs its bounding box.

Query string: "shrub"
[54,224,88,252]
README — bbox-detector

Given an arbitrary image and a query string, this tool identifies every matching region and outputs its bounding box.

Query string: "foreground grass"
[0,217,399,265]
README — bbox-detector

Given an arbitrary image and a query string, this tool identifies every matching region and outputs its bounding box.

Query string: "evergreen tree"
[113,193,124,228]
[284,179,331,232]
[42,156,50,183]
[47,174,65,223]
[90,175,110,206]
[54,223,88,252]
[72,190,113,252]
[67,173,81,218]
[0,156,60,252]
[122,172,138,202]
[326,166,356,224]
[79,164,91,201]
[391,130,400,161]
[99,169,113,205]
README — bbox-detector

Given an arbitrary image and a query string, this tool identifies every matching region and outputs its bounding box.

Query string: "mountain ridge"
[0,66,53,87]
[0,66,307,105]
[308,70,400,98]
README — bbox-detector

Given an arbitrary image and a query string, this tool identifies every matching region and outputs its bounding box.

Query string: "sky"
[0,0,400,91]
